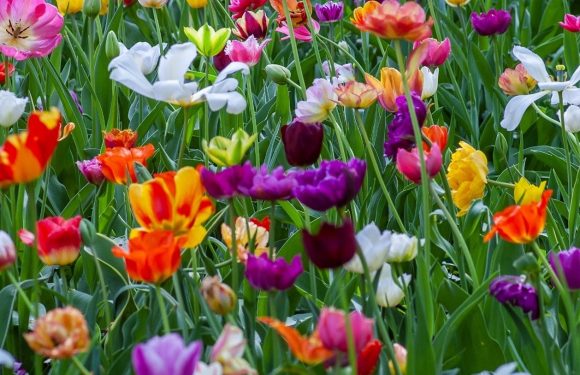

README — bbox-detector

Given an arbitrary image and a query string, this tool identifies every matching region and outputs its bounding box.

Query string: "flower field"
[0,0,579,373]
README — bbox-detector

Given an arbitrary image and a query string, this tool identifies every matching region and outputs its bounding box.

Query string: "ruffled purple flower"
[384,94,427,160]
[293,158,366,211]
[489,275,539,320]
[245,253,303,291]
[238,165,296,201]
[200,162,254,199]
[76,157,105,185]
[470,9,512,36]
[315,1,344,23]
[302,219,357,269]
[281,119,324,167]
[549,247,580,289]
[132,334,202,375]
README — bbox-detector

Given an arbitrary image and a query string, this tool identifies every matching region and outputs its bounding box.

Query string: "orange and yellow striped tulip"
[97,144,155,184]
[129,167,215,248]
[0,109,61,188]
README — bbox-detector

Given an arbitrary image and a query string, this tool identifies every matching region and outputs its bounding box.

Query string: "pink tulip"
[317,308,374,353]
[276,21,320,43]
[0,0,64,61]
[560,14,580,32]
[224,36,270,67]
[396,143,442,184]
[412,38,451,66]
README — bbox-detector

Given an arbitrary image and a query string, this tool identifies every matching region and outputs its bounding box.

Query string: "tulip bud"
[389,343,408,375]
[281,119,324,166]
[385,233,418,262]
[186,0,208,8]
[202,129,256,167]
[493,132,508,171]
[105,31,121,59]
[562,105,580,133]
[0,91,27,128]
[201,276,236,315]
[83,0,101,17]
[0,231,16,271]
[265,64,291,85]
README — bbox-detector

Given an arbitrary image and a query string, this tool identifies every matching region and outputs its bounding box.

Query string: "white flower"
[0,348,14,368]
[344,223,391,273]
[560,105,580,133]
[195,362,223,375]
[109,42,249,113]
[501,46,580,131]
[475,362,529,375]
[385,233,418,263]
[375,264,411,308]
[295,78,338,123]
[322,61,355,86]
[0,90,27,128]
[421,67,439,99]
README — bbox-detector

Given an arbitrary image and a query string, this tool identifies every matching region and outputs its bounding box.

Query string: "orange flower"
[129,167,214,248]
[365,67,422,112]
[58,122,75,141]
[270,0,311,25]
[0,109,61,188]
[104,128,138,148]
[97,144,155,184]
[112,229,185,283]
[258,317,334,365]
[352,0,433,41]
[484,190,552,244]
[422,125,448,152]
[351,1,380,28]
[335,81,378,108]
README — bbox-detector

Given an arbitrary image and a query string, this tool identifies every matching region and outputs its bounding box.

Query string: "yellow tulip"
[56,0,109,15]
[445,0,471,7]
[187,0,208,8]
[514,177,547,205]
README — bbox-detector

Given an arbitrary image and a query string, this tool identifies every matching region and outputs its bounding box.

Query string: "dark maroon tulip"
[489,275,539,320]
[281,119,324,167]
[244,253,303,291]
[213,47,232,72]
[200,162,254,199]
[302,219,356,269]
[549,247,580,289]
[470,9,512,36]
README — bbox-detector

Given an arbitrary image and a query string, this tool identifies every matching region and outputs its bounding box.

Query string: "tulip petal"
[513,46,550,83]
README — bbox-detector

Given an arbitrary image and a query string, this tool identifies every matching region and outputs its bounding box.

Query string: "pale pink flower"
[224,36,270,67]
[210,324,256,375]
[276,21,320,42]
[0,0,64,61]
[295,78,338,123]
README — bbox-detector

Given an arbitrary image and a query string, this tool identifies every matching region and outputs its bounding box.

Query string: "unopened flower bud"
[83,0,101,18]
[201,276,236,316]
[106,31,121,59]
[389,343,408,375]
[0,231,16,271]
[265,64,291,85]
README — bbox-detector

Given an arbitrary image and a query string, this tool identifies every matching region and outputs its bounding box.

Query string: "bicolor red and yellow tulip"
[129,167,215,248]
[0,109,61,188]
[97,144,155,184]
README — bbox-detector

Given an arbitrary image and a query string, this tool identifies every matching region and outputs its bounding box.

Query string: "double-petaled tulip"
[129,167,214,248]
[0,231,16,271]
[0,109,61,188]
[0,91,27,128]
[224,36,270,67]
[0,62,15,85]
[352,0,433,41]
[244,254,303,291]
[24,307,90,359]
[238,165,297,201]
[498,64,537,96]
[335,81,378,108]
[281,119,324,166]
[113,230,184,283]
[471,9,512,36]
[104,128,138,148]
[132,334,202,375]
[396,143,442,184]
[550,247,580,289]
[484,190,552,244]
[560,14,580,32]
[295,78,338,123]
[184,25,231,57]
[203,129,256,167]
[413,38,451,67]
[201,276,237,315]
[76,158,105,185]
[446,142,488,216]
[317,308,374,354]
[97,144,155,184]
[229,0,268,19]
[221,217,269,262]
[233,10,269,40]
[514,177,546,205]
[489,275,539,320]
[210,324,256,374]
[302,219,357,269]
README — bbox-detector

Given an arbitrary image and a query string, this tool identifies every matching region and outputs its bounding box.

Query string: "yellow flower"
[445,0,470,7]
[221,217,269,263]
[184,25,231,57]
[446,142,488,216]
[514,177,546,205]
[56,0,109,14]
[187,0,208,8]
[202,129,256,167]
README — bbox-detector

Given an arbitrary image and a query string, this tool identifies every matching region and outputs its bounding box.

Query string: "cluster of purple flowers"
[384,94,427,160]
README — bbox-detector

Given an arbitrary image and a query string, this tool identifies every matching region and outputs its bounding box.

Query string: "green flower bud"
[105,31,121,59]
[265,64,291,85]
[83,0,101,18]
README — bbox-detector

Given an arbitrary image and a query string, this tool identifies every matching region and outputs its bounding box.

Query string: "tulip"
[345,223,392,273]
[112,229,184,284]
[302,219,357,269]
[471,9,512,36]
[0,91,27,128]
[265,64,292,85]
[335,81,378,108]
[295,78,338,123]
[83,0,102,17]
[270,0,311,26]
[445,0,470,7]
[498,64,537,96]
[549,248,580,289]
[229,0,268,19]
[281,119,324,166]
[224,36,270,67]
[0,231,16,271]
[184,25,231,57]
[97,144,155,184]
[35,215,82,265]
[420,67,439,99]
[489,275,539,320]
[238,165,297,201]
[375,264,411,307]
[186,0,207,8]
[396,143,442,184]
[560,14,580,32]
[210,324,256,374]
[24,307,90,359]
[484,190,552,244]
[358,340,382,375]
[250,216,270,230]
[384,94,427,159]
[104,128,138,148]
[138,0,168,8]
[323,61,355,85]
[201,276,237,315]
[365,67,423,112]
[76,158,105,185]
[413,38,451,67]
[561,105,580,133]
[388,344,408,375]
[203,129,256,167]
[132,334,202,375]
[213,47,233,72]
[314,1,344,23]
[244,254,303,291]
[386,233,418,263]
[514,177,546,205]
[0,62,15,85]
[276,21,320,43]
[221,217,269,262]
[129,167,215,248]
[351,1,380,28]
[422,125,448,152]
[200,163,255,199]
[56,0,83,14]
[233,10,269,40]
[317,308,374,353]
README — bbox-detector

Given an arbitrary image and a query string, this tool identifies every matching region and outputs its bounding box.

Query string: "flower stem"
[558,92,573,211]
[338,274,358,374]
[229,201,239,296]
[178,107,189,168]
[6,271,33,311]
[154,285,171,334]
[71,356,91,375]
[281,0,306,96]
[152,9,164,56]
[269,201,276,258]
[246,76,260,166]
[487,179,515,189]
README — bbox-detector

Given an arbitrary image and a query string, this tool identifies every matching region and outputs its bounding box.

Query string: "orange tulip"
[484,190,552,244]
[352,0,433,41]
[104,128,138,148]
[129,167,215,248]
[97,144,155,184]
[269,0,311,26]
[365,67,423,112]
[0,109,61,188]
[112,229,184,283]
[258,317,334,365]
[335,81,378,108]
[422,125,448,152]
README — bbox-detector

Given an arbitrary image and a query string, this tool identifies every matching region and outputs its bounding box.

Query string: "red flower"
[0,62,15,85]
[250,216,271,231]
[229,0,267,19]
[357,340,382,375]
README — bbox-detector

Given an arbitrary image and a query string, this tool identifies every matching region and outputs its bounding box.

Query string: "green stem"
[246,76,260,165]
[281,0,306,95]
[6,271,33,311]
[487,179,515,189]
[229,201,239,295]
[338,274,358,374]
[154,285,171,334]
[178,107,189,168]
[204,59,211,167]
[90,243,112,328]
[71,356,91,375]
[152,9,164,56]
[269,201,276,258]
[558,92,573,213]
[532,103,562,127]
[172,273,189,337]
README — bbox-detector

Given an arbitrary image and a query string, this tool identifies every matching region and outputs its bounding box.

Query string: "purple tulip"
[314,1,344,23]
[281,119,324,167]
[489,275,539,320]
[549,247,580,289]
[238,165,296,201]
[293,159,366,211]
[471,9,512,36]
[76,157,105,185]
[384,94,427,160]
[200,162,254,199]
[132,334,202,375]
[244,253,303,291]
[302,219,357,269]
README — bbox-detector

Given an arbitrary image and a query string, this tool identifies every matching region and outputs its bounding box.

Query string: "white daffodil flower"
[374,263,412,308]
[421,66,439,99]
[501,46,580,131]
[109,42,249,113]
[344,223,392,274]
[0,90,27,128]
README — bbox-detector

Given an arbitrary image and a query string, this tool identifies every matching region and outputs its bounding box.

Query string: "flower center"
[5,19,31,40]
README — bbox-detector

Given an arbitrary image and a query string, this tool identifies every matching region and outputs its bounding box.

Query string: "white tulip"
[421,67,439,99]
[0,90,27,128]
[560,105,580,133]
[109,42,249,113]
[385,233,418,263]
[0,231,16,270]
[345,223,391,274]
[375,264,411,308]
